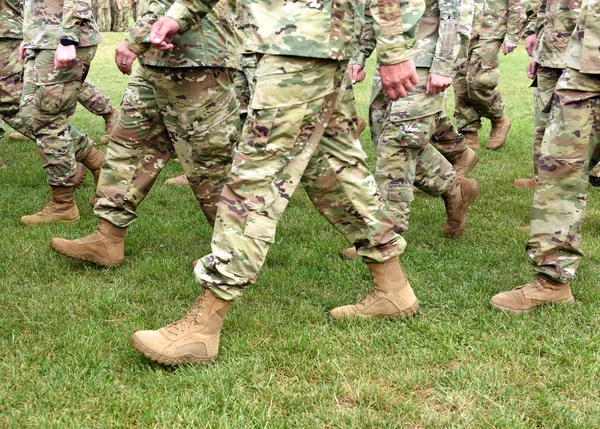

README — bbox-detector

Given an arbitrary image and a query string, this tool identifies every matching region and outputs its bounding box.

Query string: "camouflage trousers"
[527,67,600,282]
[531,66,563,176]
[454,36,505,133]
[233,53,261,120]
[195,55,405,300]
[95,64,240,228]
[376,68,458,233]
[21,48,96,187]
[0,40,94,157]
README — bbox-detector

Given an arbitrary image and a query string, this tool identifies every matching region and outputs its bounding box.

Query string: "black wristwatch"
[59,38,78,47]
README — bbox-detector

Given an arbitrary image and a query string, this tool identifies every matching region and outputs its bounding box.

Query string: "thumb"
[151,21,168,44]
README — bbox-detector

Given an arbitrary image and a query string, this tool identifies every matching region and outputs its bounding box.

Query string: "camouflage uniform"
[529,0,581,175]
[112,0,131,32]
[97,0,112,31]
[94,0,240,227]
[21,0,102,187]
[78,79,114,117]
[1,1,98,159]
[164,0,425,300]
[354,0,468,233]
[453,0,527,133]
[527,0,600,282]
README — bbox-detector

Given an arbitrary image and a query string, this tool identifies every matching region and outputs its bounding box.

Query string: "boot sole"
[329,300,419,320]
[443,181,479,238]
[49,239,124,267]
[21,216,80,227]
[489,297,575,315]
[129,334,217,366]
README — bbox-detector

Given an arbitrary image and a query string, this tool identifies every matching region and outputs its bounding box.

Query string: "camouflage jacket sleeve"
[534,0,546,38]
[505,0,528,44]
[371,0,425,65]
[125,0,167,56]
[350,0,376,69]
[525,0,540,34]
[61,0,96,43]
[164,0,220,34]
[429,0,461,77]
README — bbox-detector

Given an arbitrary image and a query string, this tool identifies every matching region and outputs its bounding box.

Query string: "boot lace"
[77,225,106,244]
[357,280,385,306]
[165,294,207,336]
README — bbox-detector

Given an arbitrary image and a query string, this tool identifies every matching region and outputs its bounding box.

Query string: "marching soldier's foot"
[82,146,105,206]
[100,109,120,144]
[8,132,29,141]
[451,147,480,178]
[341,247,357,260]
[518,226,530,233]
[49,220,127,267]
[0,157,6,170]
[463,132,480,149]
[441,177,479,238]
[165,174,189,187]
[486,116,511,150]
[329,257,419,320]
[20,186,79,226]
[490,275,574,314]
[513,176,536,189]
[130,288,232,366]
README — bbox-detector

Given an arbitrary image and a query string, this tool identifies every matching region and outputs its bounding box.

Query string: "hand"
[502,41,518,55]
[379,59,419,100]
[18,42,26,60]
[54,44,77,70]
[527,58,538,80]
[115,42,138,75]
[425,73,452,95]
[150,17,180,51]
[525,34,536,57]
[348,65,365,84]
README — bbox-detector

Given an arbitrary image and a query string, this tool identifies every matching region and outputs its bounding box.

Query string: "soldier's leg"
[467,38,504,122]
[514,66,562,188]
[99,7,111,32]
[94,65,173,228]
[192,56,346,299]
[490,68,599,313]
[301,73,405,257]
[78,79,113,116]
[453,37,482,138]
[20,48,97,187]
[158,67,240,225]
[50,65,174,266]
[527,69,600,282]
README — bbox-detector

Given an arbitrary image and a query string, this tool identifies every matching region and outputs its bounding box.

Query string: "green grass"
[2,33,600,427]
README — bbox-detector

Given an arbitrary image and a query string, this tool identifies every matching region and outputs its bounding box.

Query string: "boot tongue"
[166,295,207,335]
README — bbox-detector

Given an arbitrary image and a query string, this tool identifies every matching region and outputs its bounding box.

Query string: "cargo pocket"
[33,61,84,115]
[243,212,277,243]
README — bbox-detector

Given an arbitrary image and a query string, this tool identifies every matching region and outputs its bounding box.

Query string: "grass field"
[2,33,600,428]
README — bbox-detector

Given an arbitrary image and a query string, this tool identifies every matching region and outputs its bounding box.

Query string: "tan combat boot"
[341,247,358,260]
[82,146,105,206]
[490,275,575,314]
[130,288,232,365]
[463,131,480,149]
[329,257,419,319]
[0,157,6,170]
[486,115,511,150]
[49,220,126,266]
[164,173,189,187]
[20,186,80,226]
[513,176,536,189]
[441,177,479,238]
[100,108,119,144]
[449,147,480,178]
[8,132,29,141]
